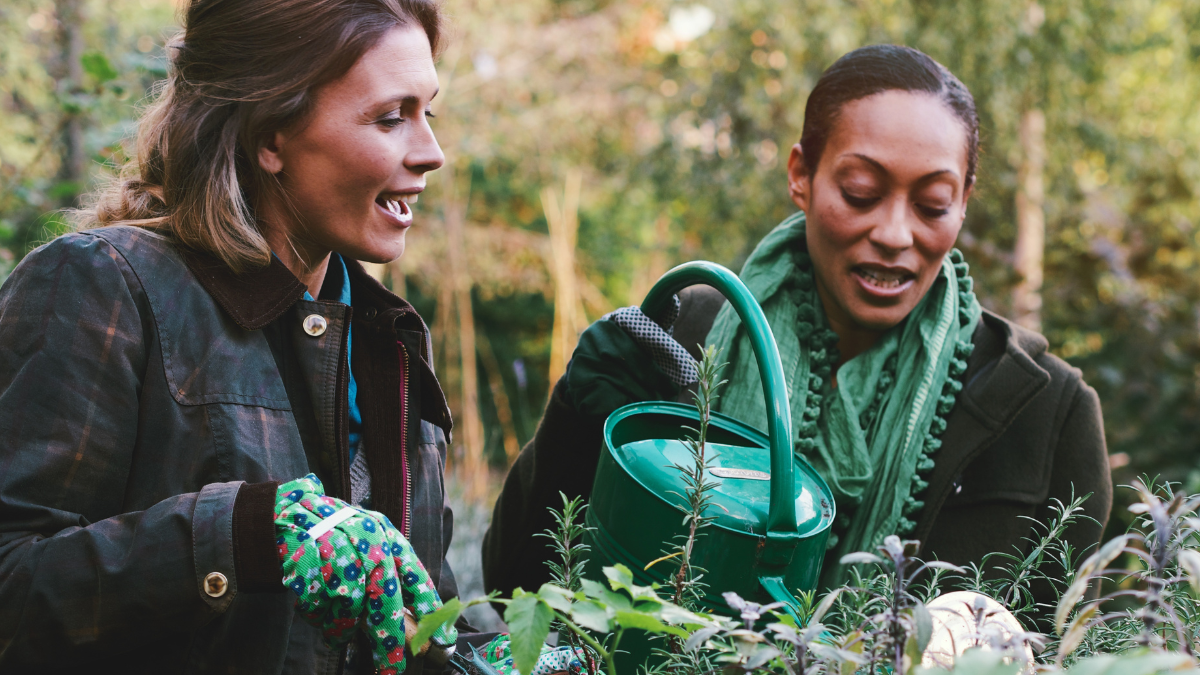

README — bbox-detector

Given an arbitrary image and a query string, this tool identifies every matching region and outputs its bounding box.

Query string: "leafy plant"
[1052,480,1200,664]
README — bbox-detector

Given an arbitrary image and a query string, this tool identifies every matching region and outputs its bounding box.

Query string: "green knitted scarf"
[705,211,981,587]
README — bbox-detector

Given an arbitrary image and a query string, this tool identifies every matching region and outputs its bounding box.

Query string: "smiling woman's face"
[257,24,444,266]
[788,90,972,340]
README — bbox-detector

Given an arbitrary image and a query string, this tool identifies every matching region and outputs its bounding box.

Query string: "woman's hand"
[274,475,456,674]
[566,299,698,418]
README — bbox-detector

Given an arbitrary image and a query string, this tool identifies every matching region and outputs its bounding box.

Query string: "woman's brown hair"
[78,0,443,273]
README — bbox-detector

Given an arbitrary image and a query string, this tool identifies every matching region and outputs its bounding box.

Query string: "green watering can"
[583,261,835,629]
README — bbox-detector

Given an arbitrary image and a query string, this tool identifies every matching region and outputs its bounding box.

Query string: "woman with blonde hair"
[0,0,470,671]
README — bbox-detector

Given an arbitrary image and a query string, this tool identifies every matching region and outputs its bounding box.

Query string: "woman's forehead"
[823,90,970,182]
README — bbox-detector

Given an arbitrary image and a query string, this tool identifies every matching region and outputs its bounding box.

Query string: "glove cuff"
[233,480,284,593]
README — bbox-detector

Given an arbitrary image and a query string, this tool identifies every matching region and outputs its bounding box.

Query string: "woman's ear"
[257,131,288,175]
[786,143,811,212]
[959,176,975,222]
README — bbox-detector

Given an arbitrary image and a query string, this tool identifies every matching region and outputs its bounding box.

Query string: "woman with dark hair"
[0,0,471,671]
[484,45,1112,608]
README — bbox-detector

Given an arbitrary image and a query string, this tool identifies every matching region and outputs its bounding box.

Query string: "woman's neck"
[258,202,331,298]
[261,226,330,299]
[814,282,884,374]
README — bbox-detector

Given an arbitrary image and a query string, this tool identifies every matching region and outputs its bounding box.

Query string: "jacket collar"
[183,248,308,331]
[181,247,454,437]
[956,309,1052,430]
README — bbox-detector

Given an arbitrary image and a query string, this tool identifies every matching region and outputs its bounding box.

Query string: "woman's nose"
[868,198,915,252]
[405,121,445,174]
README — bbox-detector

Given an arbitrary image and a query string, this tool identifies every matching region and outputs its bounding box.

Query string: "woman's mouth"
[853,266,916,297]
[376,194,415,226]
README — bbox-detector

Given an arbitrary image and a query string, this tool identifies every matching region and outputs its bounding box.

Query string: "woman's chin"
[847,304,913,333]
[344,235,406,265]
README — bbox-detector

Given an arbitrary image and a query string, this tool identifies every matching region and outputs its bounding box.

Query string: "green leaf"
[600,587,633,612]
[604,564,635,591]
[569,599,613,633]
[411,598,463,653]
[811,588,843,625]
[659,601,713,627]
[613,609,688,638]
[904,635,921,675]
[840,552,884,565]
[81,50,119,84]
[1178,549,1200,596]
[1057,535,1129,634]
[504,593,554,675]
[580,578,609,601]
[538,583,574,613]
[1058,602,1100,662]
[913,601,933,655]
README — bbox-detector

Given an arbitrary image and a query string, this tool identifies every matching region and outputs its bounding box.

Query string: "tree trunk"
[444,168,485,493]
[56,0,86,201]
[544,169,583,388]
[1013,108,1046,331]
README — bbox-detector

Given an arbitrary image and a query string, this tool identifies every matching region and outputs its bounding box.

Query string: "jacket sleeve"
[481,376,605,598]
[0,234,264,665]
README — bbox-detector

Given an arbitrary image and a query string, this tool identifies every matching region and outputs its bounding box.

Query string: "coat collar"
[181,247,453,437]
[183,249,308,331]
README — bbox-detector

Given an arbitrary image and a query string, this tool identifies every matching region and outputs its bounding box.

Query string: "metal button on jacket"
[204,572,228,598]
[363,306,378,320]
[303,314,327,337]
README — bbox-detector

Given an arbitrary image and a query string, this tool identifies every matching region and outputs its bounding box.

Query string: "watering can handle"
[641,262,798,540]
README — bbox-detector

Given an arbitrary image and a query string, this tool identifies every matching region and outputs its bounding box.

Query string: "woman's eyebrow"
[375,87,440,110]
[847,153,960,182]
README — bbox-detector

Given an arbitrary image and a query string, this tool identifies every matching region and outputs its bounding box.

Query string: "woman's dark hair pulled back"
[800,44,980,186]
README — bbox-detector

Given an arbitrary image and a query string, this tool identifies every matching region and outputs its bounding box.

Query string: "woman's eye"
[377,115,403,129]
[425,109,436,119]
[841,189,879,209]
[917,204,951,218]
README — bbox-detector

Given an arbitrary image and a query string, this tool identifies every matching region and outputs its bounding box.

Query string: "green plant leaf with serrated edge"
[504,592,554,675]
[613,609,688,638]
[81,51,118,83]
[569,599,612,633]
[659,602,713,627]
[538,583,574,613]
[604,564,635,591]
[410,597,463,653]
[600,587,633,612]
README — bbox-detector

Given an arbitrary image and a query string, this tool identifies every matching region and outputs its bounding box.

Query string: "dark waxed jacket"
[0,226,460,673]
[483,285,1113,614]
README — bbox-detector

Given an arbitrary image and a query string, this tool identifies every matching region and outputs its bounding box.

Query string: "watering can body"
[582,262,836,630]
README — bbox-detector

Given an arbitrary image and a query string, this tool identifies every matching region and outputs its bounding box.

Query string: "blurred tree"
[2,0,1198,505]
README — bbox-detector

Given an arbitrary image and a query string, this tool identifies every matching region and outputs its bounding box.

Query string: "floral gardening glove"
[274,474,457,674]
[477,634,597,675]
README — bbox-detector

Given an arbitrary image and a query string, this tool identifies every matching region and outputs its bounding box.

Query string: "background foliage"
[2,0,1198,530]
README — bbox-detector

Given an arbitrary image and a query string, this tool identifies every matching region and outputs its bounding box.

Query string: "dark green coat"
[483,285,1113,612]
[0,226,460,673]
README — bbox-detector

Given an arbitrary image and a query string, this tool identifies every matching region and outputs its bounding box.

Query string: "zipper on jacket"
[398,341,412,538]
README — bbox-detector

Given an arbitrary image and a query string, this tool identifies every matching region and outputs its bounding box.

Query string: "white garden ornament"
[922,591,1036,672]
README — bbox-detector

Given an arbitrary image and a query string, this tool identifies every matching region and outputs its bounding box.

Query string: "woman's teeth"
[382,196,413,222]
[857,268,910,289]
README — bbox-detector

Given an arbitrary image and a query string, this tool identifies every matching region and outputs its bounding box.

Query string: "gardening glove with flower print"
[274,474,457,674]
